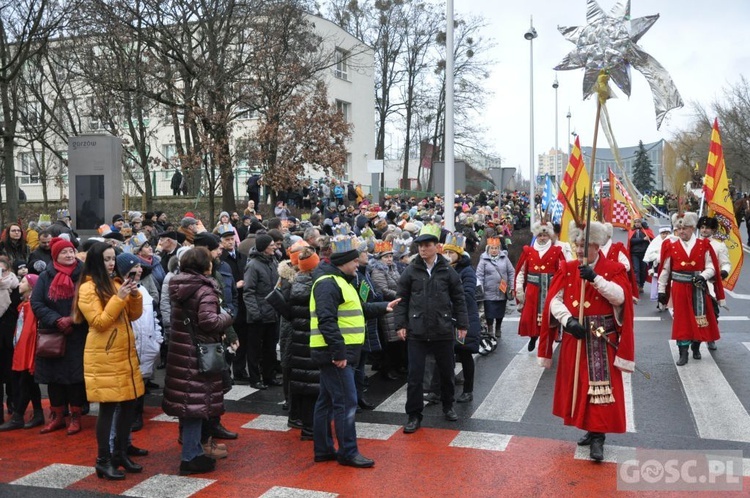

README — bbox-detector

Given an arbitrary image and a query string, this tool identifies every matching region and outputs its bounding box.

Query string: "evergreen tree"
[632,141,655,192]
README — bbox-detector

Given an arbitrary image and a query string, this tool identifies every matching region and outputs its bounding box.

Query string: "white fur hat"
[672,212,698,228]
[531,221,554,237]
[569,221,608,247]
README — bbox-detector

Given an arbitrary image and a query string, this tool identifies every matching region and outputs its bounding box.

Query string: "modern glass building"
[581,139,664,191]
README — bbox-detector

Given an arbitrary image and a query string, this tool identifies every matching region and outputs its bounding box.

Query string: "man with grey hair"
[303,227,321,249]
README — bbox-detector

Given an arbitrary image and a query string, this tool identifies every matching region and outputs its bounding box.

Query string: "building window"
[334,48,349,80]
[19,151,41,184]
[336,100,350,122]
[345,153,352,181]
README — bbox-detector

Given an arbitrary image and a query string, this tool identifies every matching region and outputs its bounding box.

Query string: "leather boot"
[676,345,689,366]
[40,406,66,434]
[0,413,24,432]
[577,431,594,446]
[24,408,44,429]
[112,451,143,473]
[95,456,125,480]
[589,433,606,462]
[495,322,502,338]
[691,341,702,360]
[67,406,82,435]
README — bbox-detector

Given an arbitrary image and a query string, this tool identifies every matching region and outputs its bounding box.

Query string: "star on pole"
[554,0,683,128]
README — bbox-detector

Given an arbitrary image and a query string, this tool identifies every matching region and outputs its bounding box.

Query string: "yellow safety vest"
[309,274,365,348]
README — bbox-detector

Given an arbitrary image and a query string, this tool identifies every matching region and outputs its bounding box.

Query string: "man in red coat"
[657,212,723,366]
[515,222,564,351]
[539,220,635,462]
[602,223,639,301]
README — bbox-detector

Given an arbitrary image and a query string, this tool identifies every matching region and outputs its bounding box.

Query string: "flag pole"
[571,73,606,418]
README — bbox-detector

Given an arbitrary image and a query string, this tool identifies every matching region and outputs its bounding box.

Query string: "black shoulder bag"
[183,312,226,374]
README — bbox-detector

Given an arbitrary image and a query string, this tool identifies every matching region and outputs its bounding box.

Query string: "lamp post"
[566,108,572,157]
[444,0,455,230]
[525,17,538,225]
[553,77,559,185]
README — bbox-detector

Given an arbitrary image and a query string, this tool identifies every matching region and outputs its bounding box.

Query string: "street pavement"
[2,227,750,496]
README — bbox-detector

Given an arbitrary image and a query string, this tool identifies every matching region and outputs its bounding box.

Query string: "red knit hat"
[50,237,76,261]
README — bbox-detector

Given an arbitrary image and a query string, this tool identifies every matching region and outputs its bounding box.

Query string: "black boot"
[577,431,594,446]
[0,413,24,432]
[676,345,689,366]
[112,451,143,473]
[24,408,44,429]
[691,342,702,360]
[95,456,125,480]
[589,433,606,462]
[527,336,537,352]
[495,322,502,338]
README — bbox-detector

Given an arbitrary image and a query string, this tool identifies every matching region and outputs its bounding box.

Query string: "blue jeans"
[180,418,203,462]
[313,363,358,459]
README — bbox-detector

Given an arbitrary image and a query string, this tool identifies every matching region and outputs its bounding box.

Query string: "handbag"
[36,328,66,358]
[183,316,226,374]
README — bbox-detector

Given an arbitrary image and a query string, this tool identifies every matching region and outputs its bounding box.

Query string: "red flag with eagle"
[703,118,743,291]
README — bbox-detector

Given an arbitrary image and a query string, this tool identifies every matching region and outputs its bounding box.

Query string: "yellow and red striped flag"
[609,168,639,229]
[703,118,743,290]
[557,136,591,244]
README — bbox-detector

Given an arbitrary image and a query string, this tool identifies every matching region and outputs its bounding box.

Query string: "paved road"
[3,227,750,496]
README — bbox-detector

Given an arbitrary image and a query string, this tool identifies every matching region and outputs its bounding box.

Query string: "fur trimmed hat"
[672,212,698,229]
[568,221,608,247]
[604,222,614,239]
[697,216,718,230]
[530,221,554,237]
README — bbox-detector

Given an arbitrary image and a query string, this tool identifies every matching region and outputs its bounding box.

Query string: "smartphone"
[127,270,137,281]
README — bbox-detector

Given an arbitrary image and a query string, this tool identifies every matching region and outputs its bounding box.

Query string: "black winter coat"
[220,250,248,325]
[309,263,388,366]
[31,261,87,385]
[243,250,279,323]
[162,271,234,419]
[453,255,481,353]
[394,255,468,341]
[288,271,320,397]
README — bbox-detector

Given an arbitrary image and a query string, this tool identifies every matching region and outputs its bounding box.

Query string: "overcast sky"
[457,0,750,180]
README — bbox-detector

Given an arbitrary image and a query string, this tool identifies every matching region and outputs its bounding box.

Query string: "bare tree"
[0,0,71,222]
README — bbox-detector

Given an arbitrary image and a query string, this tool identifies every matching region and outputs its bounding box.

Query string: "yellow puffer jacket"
[80,278,145,403]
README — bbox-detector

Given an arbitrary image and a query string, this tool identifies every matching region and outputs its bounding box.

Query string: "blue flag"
[541,175,554,211]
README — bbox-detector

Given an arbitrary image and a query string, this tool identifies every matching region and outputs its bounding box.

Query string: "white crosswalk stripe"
[472,343,558,422]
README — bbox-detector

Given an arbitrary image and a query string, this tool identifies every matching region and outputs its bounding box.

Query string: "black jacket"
[288,271,320,397]
[220,249,248,325]
[243,250,278,323]
[453,255,481,353]
[394,254,468,341]
[309,262,388,366]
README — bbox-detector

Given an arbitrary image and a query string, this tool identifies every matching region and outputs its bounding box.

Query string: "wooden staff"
[571,82,605,418]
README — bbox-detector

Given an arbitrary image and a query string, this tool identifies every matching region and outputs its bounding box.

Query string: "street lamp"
[553,77,559,185]
[525,17,538,225]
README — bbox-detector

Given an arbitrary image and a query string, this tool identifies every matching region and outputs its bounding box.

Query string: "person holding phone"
[74,242,144,480]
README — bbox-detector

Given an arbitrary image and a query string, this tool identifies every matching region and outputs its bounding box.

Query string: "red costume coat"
[539,257,635,434]
[662,238,723,342]
[515,244,563,338]
[605,241,639,295]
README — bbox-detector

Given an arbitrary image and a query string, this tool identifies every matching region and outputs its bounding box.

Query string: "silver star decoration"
[555,0,683,129]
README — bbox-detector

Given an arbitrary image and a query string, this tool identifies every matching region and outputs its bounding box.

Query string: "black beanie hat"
[255,234,273,253]
[330,249,359,267]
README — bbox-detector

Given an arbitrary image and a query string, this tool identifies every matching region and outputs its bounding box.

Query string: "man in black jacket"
[310,241,399,468]
[219,225,250,382]
[395,225,469,434]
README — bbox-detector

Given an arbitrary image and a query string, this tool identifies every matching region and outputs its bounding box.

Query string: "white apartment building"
[11,14,375,203]
[537,148,566,182]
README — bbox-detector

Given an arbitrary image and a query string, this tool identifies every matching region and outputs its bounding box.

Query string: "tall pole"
[444,0,455,231]
[566,108,572,158]
[553,77,559,185]
[525,17,538,225]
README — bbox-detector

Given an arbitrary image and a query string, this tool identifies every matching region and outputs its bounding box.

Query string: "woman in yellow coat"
[74,242,144,481]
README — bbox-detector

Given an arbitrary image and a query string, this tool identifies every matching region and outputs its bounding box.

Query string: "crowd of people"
[0,182,732,475]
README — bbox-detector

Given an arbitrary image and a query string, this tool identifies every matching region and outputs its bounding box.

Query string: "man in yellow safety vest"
[309,234,399,468]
